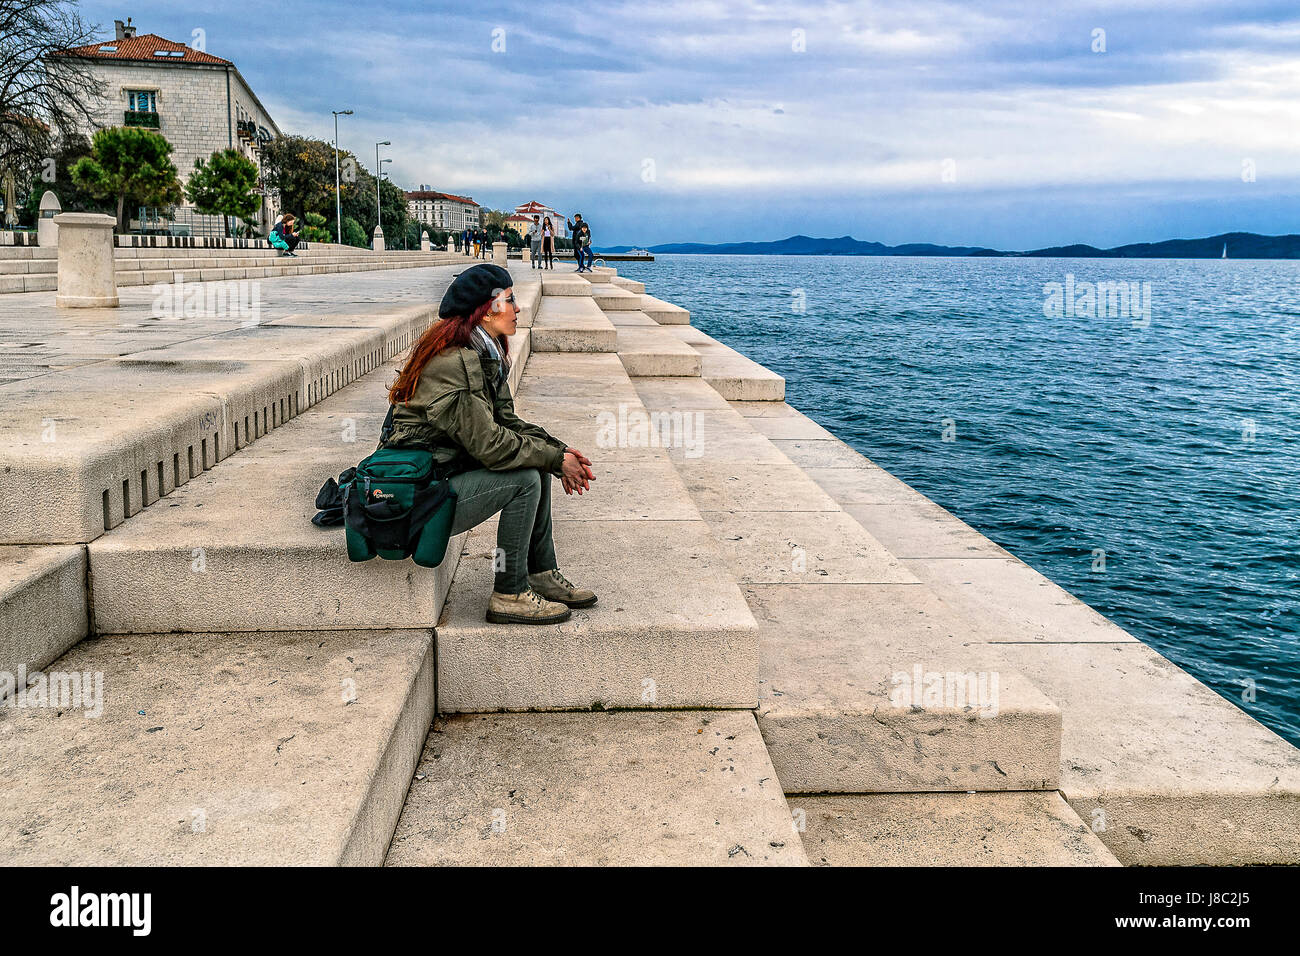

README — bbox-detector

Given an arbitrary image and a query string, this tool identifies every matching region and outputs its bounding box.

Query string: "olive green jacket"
[384,346,567,476]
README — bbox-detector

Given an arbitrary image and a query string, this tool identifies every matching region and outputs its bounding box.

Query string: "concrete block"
[902,557,1139,644]
[990,640,1300,865]
[0,628,435,865]
[518,352,641,403]
[530,295,616,353]
[694,341,785,401]
[748,582,1060,793]
[609,276,645,294]
[437,517,759,711]
[791,793,1120,867]
[0,358,301,543]
[54,213,117,308]
[589,283,642,310]
[675,461,841,513]
[605,309,658,327]
[844,501,1014,559]
[640,294,690,325]
[0,546,88,688]
[539,274,593,297]
[88,372,462,634]
[387,712,807,866]
[615,325,701,377]
[703,509,917,585]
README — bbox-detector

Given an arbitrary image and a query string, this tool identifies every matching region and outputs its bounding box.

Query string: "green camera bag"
[343,444,457,568]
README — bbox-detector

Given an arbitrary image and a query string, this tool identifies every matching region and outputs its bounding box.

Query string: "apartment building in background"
[53,18,281,236]
[405,186,481,232]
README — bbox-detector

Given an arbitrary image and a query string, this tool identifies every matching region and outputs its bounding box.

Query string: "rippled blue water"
[616,254,1300,746]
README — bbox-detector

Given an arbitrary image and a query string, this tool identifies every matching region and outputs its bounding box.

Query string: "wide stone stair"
[3,262,1297,866]
[0,240,465,294]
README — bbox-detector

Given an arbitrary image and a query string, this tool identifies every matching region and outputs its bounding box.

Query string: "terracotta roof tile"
[405,190,477,205]
[54,33,233,66]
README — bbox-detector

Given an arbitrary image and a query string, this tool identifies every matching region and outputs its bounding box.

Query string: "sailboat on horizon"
[1222,242,1228,259]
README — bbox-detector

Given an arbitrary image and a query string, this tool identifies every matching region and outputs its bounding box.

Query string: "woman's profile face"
[480,287,518,339]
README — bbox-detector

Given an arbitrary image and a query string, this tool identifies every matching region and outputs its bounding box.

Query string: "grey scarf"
[470,324,509,389]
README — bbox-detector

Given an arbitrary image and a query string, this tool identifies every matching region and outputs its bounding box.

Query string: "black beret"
[439,264,514,318]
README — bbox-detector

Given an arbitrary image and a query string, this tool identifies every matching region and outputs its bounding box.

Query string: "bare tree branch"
[0,0,105,177]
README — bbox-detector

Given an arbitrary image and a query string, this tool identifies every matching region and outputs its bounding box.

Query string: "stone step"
[632,377,1062,794]
[86,362,464,635]
[608,276,645,294]
[386,711,808,866]
[0,260,55,275]
[0,274,56,293]
[640,293,690,325]
[664,327,785,401]
[575,265,619,281]
[613,324,702,377]
[0,305,433,544]
[0,626,435,865]
[754,400,1300,865]
[587,283,642,310]
[0,546,88,693]
[435,350,759,713]
[1,253,463,295]
[539,274,593,297]
[791,792,1120,866]
[530,295,617,352]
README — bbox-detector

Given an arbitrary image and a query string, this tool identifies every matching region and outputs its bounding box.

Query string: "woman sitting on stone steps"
[384,263,598,625]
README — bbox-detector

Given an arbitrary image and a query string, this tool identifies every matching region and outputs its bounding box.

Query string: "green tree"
[342,215,366,248]
[71,127,183,232]
[18,133,113,227]
[185,148,261,237]
[300,211,332,243]
[503,227,524,249]
[261,133,366,238]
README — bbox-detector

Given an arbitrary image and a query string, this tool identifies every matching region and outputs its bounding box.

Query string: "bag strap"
[379,404,396,446]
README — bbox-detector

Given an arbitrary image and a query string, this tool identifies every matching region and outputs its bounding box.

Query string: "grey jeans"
[448,467,557,594]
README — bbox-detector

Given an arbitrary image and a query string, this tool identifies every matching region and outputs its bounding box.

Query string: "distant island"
[597,231,1300,259]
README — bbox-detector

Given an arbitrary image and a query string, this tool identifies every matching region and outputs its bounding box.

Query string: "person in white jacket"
[527,216,542,269]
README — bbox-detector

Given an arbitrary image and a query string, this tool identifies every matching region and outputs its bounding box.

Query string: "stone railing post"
[420,231,430,251]
[372,225,385,252]
[38,191,62,247]
[54,212,118,308]
[493,242,506,264]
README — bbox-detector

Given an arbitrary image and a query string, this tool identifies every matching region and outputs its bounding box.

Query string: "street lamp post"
[375,141,391,235]
[332,109,353,244]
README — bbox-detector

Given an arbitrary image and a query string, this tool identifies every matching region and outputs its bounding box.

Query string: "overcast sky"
[76,0,1300,247]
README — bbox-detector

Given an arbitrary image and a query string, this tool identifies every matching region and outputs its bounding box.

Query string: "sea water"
[617,254,1300,746]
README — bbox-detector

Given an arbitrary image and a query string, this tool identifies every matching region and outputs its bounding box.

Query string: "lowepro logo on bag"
[370,487,394,501]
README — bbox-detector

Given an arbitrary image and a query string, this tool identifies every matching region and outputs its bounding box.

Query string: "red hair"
[389,299,510,404]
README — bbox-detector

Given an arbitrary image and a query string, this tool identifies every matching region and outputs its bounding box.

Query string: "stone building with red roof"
[513,200,568,238]
[53,18,282,235]
[404,186,481,233]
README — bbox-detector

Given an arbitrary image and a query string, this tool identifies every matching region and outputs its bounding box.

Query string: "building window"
[127,90,156,112]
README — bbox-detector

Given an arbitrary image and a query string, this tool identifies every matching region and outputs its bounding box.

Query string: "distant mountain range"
[596,231,1300,259]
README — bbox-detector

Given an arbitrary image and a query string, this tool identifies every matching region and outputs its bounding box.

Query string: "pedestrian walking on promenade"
[568,213,592,271]
[384,263,599,624]
[541,216,555,270]
[528,216,542,269]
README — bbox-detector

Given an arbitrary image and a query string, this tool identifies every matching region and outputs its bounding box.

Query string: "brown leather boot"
[527,569,598,609]
[486,587,572,625]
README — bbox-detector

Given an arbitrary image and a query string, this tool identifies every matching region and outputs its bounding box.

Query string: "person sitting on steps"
[384,263,598,624]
